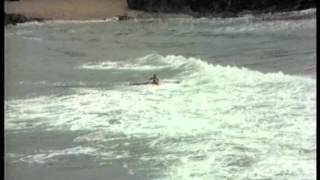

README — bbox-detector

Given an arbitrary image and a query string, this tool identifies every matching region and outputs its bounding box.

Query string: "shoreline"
[4,0,316,26]
[5,8,316,26]
[5,0,316,20]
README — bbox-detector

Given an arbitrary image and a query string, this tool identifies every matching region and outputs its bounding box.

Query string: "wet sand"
[4,0,140,20]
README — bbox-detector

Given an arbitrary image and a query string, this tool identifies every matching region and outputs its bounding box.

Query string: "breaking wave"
[5,54,316,179]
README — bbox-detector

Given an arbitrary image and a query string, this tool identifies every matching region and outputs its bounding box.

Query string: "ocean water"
[5,9,316,180]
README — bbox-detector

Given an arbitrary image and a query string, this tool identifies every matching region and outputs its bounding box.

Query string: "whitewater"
[5,9,316,180]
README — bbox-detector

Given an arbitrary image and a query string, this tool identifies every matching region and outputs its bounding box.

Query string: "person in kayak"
[148,74,159,85]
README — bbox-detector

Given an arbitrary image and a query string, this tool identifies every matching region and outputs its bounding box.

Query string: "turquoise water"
[5,9,316,180]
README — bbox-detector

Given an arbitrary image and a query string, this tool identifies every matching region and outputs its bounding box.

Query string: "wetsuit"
[149,75,159,85]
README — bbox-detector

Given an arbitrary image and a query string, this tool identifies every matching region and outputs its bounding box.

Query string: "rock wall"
[127,0,316,16]
[5,13,44,26]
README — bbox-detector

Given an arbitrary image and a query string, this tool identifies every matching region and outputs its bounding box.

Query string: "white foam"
[79,54,174,71]
[5,54,316,179]
[6,146,97,164]
[80,61,169,71]
[46,17,119,24]
[15,21,45,27]
[14,17,119,27]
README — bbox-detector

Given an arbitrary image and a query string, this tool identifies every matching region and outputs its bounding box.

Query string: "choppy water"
[5,9,316,180]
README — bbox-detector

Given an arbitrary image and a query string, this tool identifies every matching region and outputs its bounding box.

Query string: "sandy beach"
[5,0,139,20]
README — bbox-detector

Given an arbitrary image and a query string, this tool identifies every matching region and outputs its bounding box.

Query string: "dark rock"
[4,13,44,26]
[126,0,316,16]
[118,15,131,21]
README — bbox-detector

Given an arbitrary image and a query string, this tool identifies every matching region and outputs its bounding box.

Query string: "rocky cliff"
[127,0,316,16]
[5,13,44,26]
